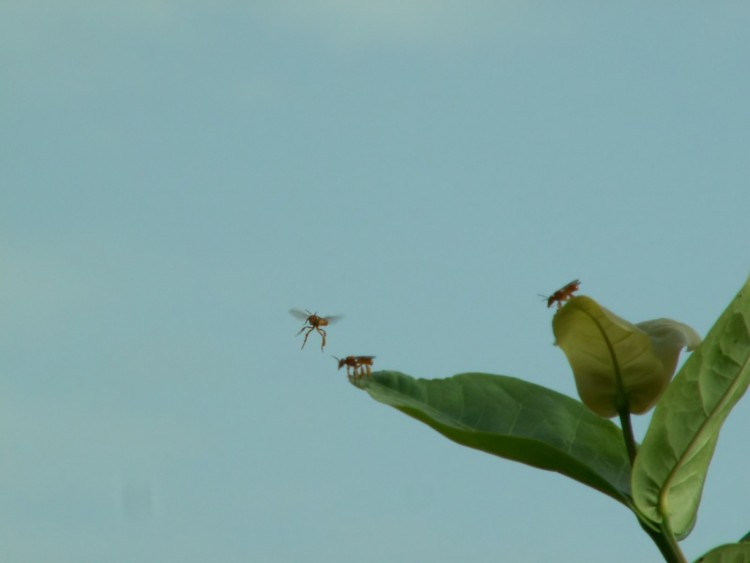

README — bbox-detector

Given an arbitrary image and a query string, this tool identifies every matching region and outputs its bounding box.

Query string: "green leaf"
[553,296,689,417]
[694,543,750,563]
[353,371,632,505]
[632,276,750,539]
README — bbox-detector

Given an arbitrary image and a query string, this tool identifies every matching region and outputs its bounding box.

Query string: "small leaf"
[553,296,688,417]
[353,371,632,505]
[632,276,750,539]
[694,542,750,563]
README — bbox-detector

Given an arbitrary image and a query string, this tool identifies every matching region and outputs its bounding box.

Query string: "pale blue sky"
[2,2,750,562]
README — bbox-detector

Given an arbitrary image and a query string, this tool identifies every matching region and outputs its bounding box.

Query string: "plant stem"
[609,341,636,465]
[637,518,687,563]
[661,520,688,563]
[621,405,687,563]
[616,407,687,562]
[583,312,687,561]
[617,406,638,466]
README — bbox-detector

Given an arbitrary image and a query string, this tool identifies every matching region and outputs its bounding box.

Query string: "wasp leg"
[300,327,313,349]
[316,327,327,351]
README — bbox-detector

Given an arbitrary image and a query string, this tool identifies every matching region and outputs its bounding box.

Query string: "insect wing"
[289,308,312,321]
[564,279,581,292]
[322,315,343,324]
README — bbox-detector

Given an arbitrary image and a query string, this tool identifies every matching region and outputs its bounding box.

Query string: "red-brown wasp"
[540,279,581,309]
[289,309,341,351]
[333,355,375,379]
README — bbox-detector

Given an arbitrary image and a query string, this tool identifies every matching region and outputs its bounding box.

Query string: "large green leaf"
[353,371,632,505]
[694,543,750,563]
[632,276,750,539]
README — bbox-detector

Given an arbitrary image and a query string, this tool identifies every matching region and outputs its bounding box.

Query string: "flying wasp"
[289,309,341,351]
[540,279,581,309]
[333,355,375,379]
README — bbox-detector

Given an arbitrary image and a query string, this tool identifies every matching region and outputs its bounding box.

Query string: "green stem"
[617,405,638,466]
[660,520,688,563]
[617,406,685,562]
[581,311,687,561]
[637,518,686,563]
[622,409,686,563]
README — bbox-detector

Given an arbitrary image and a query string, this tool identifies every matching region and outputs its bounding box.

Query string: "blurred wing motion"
[289,308,312,321]
[288,309,342,323]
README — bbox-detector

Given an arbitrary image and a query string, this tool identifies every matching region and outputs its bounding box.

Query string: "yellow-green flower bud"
[553,296,701,417]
